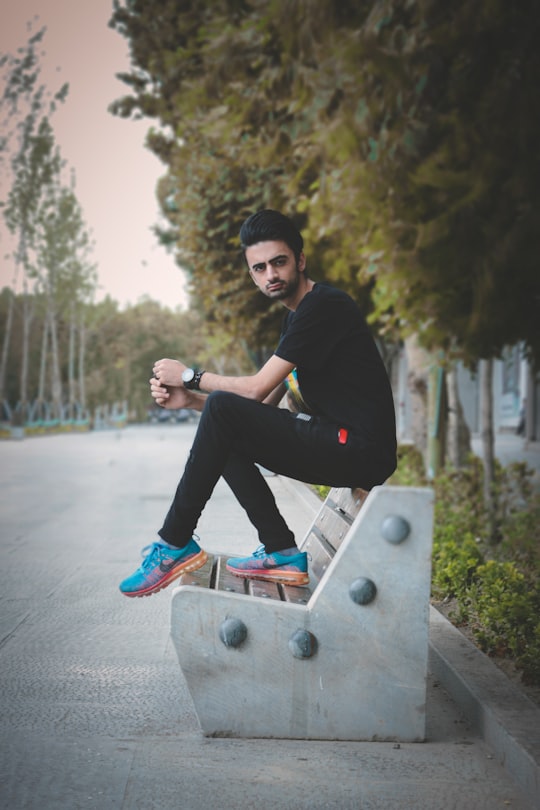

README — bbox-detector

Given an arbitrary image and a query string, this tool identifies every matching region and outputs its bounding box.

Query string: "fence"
[0,400,128,439]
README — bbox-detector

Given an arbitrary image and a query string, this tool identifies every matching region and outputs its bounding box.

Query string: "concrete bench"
[170,484,434,740]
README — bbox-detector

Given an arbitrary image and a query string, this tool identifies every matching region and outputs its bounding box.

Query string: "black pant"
[159,391,393,552]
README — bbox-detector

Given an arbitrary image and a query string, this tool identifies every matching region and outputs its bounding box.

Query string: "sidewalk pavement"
[0,425,538,809]
[471,432,540,488]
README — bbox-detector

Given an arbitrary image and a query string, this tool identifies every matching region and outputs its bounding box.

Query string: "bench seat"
[177,487,368,604]
[170,484,434,740]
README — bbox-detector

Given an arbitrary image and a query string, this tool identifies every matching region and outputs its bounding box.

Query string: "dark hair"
[239,209,304,261]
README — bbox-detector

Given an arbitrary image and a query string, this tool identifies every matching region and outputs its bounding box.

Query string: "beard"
[264,263,302,300]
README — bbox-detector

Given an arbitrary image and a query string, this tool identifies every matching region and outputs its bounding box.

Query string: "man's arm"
[263,381,288,407]
[151,354,294,407]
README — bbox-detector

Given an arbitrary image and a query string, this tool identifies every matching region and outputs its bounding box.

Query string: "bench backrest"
[300,487,368,581]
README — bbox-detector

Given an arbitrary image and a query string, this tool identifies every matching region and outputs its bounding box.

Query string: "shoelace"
[139,536,200,569]
[140,542,169,569]
[251,544,309,562]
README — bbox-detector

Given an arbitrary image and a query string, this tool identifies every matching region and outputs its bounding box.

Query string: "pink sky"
[0,0,188,310]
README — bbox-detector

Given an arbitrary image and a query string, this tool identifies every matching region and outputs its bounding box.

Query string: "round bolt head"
[288,629,317,659]
[219,617,248,648]
[349,577,377,605]
[381,515,410,544]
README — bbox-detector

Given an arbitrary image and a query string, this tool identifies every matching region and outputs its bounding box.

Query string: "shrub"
[392,443,427,487]
[463,560,540,682]
[431,528,483,601]
[391,445,540,686]
[499,491,540,575]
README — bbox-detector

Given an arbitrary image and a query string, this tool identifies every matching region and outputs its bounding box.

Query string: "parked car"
[147,407,193,424]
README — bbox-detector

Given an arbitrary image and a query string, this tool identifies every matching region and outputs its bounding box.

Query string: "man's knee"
[204,390,249,424]
[205,390,241,412]
[204,390,270,432]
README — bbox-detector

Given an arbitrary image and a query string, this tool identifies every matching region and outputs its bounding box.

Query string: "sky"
[0,0,189,310]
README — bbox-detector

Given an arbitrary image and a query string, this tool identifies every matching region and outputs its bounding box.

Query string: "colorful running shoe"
[119,537,207,597]
[226,545,309,585]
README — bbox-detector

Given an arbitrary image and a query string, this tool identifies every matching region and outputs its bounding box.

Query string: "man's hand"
[152,358,186,387]
[150,375,207,412]
[149,377,191,409]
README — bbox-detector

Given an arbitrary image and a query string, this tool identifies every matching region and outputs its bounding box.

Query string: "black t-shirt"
[275,283,396,457]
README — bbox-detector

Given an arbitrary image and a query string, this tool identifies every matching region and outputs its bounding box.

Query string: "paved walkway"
[0,425,537,809]
[471,432,540,488]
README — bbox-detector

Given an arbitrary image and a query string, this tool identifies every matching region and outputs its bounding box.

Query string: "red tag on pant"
[338,428,348,445]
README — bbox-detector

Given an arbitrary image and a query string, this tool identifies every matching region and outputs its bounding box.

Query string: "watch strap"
[189,369,206,390]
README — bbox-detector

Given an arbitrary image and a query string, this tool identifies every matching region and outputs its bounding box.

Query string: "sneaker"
[226,545,309,585]
[119,537,207,598]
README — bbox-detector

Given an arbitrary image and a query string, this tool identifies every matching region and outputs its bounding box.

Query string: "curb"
[280,476,540,807]
[429,606,540,807]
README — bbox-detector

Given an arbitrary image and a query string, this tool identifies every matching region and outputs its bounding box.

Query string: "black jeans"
[159,391,393,552]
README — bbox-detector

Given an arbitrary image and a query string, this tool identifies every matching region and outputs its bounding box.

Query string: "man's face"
[246,240,306,302]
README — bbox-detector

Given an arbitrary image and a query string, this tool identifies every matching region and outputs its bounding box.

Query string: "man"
[119,210,396,597]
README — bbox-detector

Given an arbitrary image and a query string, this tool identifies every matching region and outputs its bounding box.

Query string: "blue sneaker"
[119,538,207,597]
[226,545,309,585]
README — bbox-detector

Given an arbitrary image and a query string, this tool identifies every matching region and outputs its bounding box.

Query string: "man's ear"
[298,252,307,273]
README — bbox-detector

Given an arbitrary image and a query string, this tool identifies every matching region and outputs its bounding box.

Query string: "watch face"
[182,368,195,384]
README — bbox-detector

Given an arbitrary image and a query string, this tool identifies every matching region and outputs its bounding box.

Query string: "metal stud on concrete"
[288,629,317,659]
[218,617,247,648]
[349,576,377,605]
[381,514,411,544]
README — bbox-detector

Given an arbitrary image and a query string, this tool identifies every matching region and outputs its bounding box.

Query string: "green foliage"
[0,25,80,411]
[110,0,383,337]
[110,0,540,366]
[312,484,330,500]
[431,530,483,602]
[392,443,426,486]
[433,456,489,541]
[84,298,208,419]
[390,447,540,685]
[499,489,540,573]
[0,288,212,421]
[464,561,539,662]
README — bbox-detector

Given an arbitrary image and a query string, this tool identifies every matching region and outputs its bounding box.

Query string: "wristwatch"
[182,368,206,390]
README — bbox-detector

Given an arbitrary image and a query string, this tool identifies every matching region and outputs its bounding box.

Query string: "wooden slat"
[248,580,281,601]
[327,487,368,521]
[177,555,215,588]
[301,531,333,583]
[281,583,313,605]
[313,507,350,551]
[214,555,248,595]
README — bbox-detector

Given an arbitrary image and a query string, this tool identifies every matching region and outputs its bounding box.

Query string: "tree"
[109,0,378,342]
[359,0,540,499]
[110,0,540,358]
[0,28,49,407]
[110,0,540,492]
[79,297,207,420]
[0,287,210,422]
[0,26,68,415]
[32,173,96,419]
